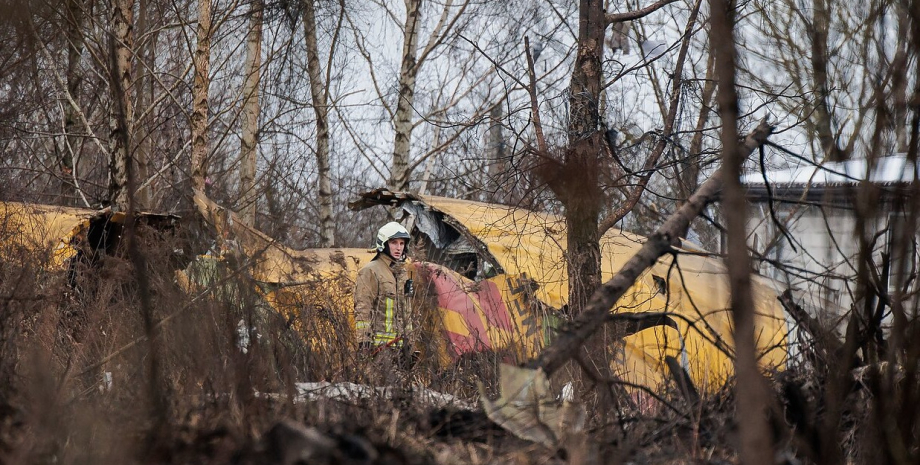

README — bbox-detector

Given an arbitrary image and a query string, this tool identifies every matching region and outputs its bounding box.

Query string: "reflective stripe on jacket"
[353,254,409,346]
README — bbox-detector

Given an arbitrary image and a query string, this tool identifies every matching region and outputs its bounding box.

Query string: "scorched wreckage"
[1,190,788,393]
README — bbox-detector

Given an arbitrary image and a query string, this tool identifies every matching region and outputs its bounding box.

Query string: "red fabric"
[418,263,519,361]
[473,279,513,331]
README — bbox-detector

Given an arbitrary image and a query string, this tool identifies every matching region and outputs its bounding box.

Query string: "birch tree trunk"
[810,0,844,161]
[389,0,422,192]
[61,0,85,206]
[108,0,135,210]
[417,110,442,196]
[303,0,335,246]
[190,0,211,192]
[239,0,262,227]
[892,5,910,153]
[134,0,152,209]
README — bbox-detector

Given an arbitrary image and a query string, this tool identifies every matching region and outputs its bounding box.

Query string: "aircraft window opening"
[414,233,480,279]
[397,198,503,281]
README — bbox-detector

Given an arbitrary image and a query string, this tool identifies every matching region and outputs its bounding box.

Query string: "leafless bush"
[0,214,521,464]
[8,214,920,464]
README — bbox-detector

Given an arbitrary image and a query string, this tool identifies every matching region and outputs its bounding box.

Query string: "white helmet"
[375,222,411,253]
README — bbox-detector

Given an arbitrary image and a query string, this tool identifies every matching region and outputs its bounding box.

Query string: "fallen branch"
[778,289,844,364]
[527,119,774,376]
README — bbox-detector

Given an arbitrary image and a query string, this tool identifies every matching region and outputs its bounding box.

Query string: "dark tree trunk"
[529,120,774,377]
[561,0,606,314]
[108,0,134,210]
[710,0,773,464]
[809,0,845,161]
[562,136,603,314]
[61,0,85,206]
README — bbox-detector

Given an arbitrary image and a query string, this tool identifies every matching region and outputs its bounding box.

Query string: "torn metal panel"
[193,189,374,285]
[442,237,476,256]
[399,200,453,249]
[479,364,586,448]
[354,190,789,392]
[352,191,503,276]
[0,200,180,270]
[397,197,507,278]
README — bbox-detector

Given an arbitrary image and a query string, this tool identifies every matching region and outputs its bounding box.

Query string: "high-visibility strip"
[355,321,370,329]
[384,297,394,334]
[373,332,400,346]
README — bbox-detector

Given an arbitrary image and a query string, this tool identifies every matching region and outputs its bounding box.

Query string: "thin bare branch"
[605,0,679,23]
[529,119,774,376]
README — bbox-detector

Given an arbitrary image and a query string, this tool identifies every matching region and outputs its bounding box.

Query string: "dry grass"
[0,223,914,464]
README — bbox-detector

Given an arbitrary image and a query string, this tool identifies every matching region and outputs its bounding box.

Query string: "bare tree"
[342,0,473,193]
[711,0,772,463]
[108,0,135,210]
[190,0,211,193]
[534,0,682,314]
[133,0,154,209]
[303,0,339,247]
[239,0,262,227]
[746,0,910,162]
[60,0,86,206]
[530,120,775,376]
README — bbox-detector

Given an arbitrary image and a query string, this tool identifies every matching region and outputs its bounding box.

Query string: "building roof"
[742,153,916,187]
[742,153,917,203]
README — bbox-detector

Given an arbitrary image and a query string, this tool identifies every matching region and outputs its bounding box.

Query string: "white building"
[742,154,918,328]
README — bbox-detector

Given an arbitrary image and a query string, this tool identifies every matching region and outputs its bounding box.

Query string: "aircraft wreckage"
[193,189,788,393]
[0,200,181,271]
[1,191,788,395]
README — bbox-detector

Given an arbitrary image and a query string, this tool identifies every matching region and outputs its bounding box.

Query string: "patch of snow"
[288,382,475,410]
[559,382,574,402]
[640,40,667,58]
[101,371,113,392]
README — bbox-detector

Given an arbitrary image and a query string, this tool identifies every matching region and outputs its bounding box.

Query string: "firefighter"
[353,222,415,379]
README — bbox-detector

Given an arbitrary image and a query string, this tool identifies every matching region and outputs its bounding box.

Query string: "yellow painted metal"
[487,273,547,362]
[418,195,788,389]
[193,191,376,286]
[0,200,175,272]
[0,201,110,269]
[439,308,472,337]
[193,190,787,389]
[417,264,546,366]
